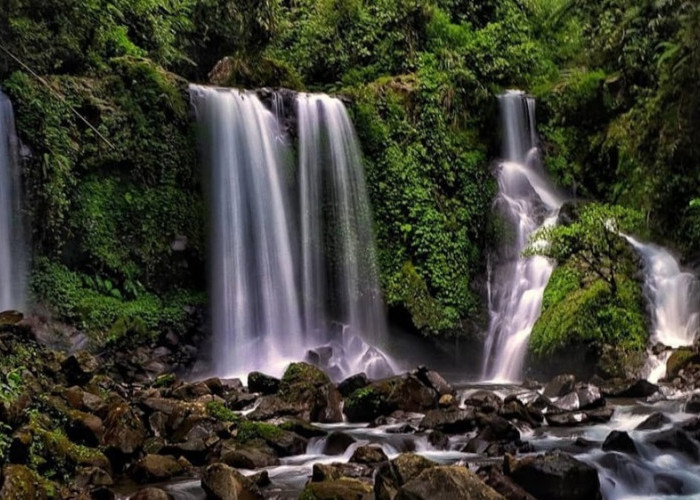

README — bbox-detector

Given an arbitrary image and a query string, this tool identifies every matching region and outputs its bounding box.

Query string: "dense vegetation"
[1,0,699,357]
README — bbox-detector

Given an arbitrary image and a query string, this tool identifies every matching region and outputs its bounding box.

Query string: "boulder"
[685,394,700,414]
[553,383,604,412]
[247,372,280,395]
[419,408,476,433]
[546,405,614,426]
[543,374,576,398]
[338,373,370,397]
[301,478,373,500]
[324,432,357,455]
[647,428,700,460]
[278,362,343,422]
[312,463,374,482]
[602,431,638,455]
[62,351,100,385]
[74,466,113,488]
[427,430,449,450]
[478,465,537,500]
[374,453,437,500]
[219,441,280,469]
[0,465,49,499]
[201,463,263,500]
[505,452,601,500]
[247,395,304,421]
[599,378,658,398]
[344,386,391,422]
[666,348,700,379]
[396,466,504,500]
[464,391,502,413]
[66,410,104,447]
[131,454,184,483]
[130,488,172,500]
[635,412,671,430]
[413,366,454,396]
[350,445,389,464]
[102,402,147,456]
[438,394,455,408]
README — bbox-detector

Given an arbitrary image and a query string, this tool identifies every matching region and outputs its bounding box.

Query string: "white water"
[623,235,700,381]
[190,86,305,377]
[191,86,393,379]
[297,94,393,380]
[0,91,25,311]
[482,91,564,382]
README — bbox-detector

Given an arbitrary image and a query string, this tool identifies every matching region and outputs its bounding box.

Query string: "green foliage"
[206,400,240,422]
[236,420,283,444]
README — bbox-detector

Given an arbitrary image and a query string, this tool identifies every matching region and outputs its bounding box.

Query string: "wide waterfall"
[624,235,700,381]
[191,86,393,379]
[190,86,305,377]
[297,94,391,380]
[482,91,564,382]
[0,91,25,311]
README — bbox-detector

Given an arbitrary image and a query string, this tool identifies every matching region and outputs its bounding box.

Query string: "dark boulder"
[129,488,172,500]
[201,463,263,500]
[278,362,343,422]
[375,453,437,500]
[635,412,671,430]
[602,431,638,455]
[413,366,454,397]
[130,454,184,483]
[504,451,602,500]
[247,372,280,395]
[647,428,700,460]
[600,378,658,398]
[62,351,100,385]
[685,394,700,414]
[338,373,370,397]
[419,408,476,433]
[553,383,604,412]
[350,444,389,465]
[396,465,504,500]
[324,431,357,455]
[543,374,576,398]
[301,478,373,500]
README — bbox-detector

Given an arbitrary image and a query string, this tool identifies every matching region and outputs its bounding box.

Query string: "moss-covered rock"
[278,363,342,423]
[300,477,374,500]
[666,348,700,380]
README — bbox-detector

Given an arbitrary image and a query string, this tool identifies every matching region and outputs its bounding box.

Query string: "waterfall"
[0,91,25,311]
[482,91,564,382]
[191,86,393,379]
[296,94,392,380]
[190,85,305,377]
[623,235,700,381]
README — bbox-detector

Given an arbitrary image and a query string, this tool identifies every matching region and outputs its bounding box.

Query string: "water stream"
[0,90,25,312]
[482,91,564,382]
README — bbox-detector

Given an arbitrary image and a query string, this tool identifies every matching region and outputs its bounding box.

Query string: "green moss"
[206,401,240,423]
[152,373,176,388]
[236,421,283,445]
[344,386,388,423]
[666,348,700,379]
[530,265,648,358]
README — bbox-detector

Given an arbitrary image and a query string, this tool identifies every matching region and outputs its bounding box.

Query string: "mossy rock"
[666,348,700,379]
[0,465,52,499]
[278,363,342,422]
[300,477,373,500]
[343,386,391,423]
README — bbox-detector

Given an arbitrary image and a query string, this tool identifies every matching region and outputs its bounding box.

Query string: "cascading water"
[0,91,25,311]
[191,86,393,379]
[482,90,564,382]
[296,94,392,380]
[623,235,700,382]
[190,85,305,377]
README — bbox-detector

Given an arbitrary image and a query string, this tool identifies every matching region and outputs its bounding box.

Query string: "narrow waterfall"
[482,91,564,382]
[623,236,700,381]
[191,86,393,379]
[0,91,25,311]
[190,85,305,377]
[296,94,392,379]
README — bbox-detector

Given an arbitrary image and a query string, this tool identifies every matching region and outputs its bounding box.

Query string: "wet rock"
[324,431,357,455]
[553,383,604,411]
[312,463,373,481]
[635,412,670,430]
[543,374,576,398]
[0,310,23,325]
[413,366,454,396]
[247,395,304,421]
[271,416,327,438]
[278,362,343,422]
[666,348,700,379]
[62,351,100,385]
[102,402,148,456]
[219,440,280,469]
[464,391,503,413]
[301,478,373,500]
[247,372,280,395]
[419,408,476,433]
[93,486,117,500]
[74,466,113,488]
[129,487,172,500]
[464,414,520,454]
[201,463,263,500]
[648,428,700,460]
[374,453,437,500]
[685,394,700,413]
[383,374,439,413]
[600,378,658,398]
[131,454,184,483]
[66,410,104,447]
[438,394,456,408]
[546,405,614,426]
[350,444,389,464]
[396,465,504,500]
[499,398,543,427]
[478,464,537,500]
[602,431,638,455]
[427,430,449,450]
[338,373,369,397]
[504,451,601,500]
[249,470,270,487]
[344,386,392,422]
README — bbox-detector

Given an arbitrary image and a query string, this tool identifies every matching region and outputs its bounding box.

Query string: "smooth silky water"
[482,91,564,382]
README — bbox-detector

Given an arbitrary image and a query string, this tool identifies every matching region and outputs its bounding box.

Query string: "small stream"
[118,383,700,500]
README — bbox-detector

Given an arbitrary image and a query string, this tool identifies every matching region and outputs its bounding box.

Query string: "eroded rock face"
[505,451,602,500]
[201,463,263,500]
[396,466,505,500]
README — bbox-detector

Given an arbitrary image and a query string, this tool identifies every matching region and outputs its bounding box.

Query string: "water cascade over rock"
[623,236,700,382]
[0,91,26,311]
[482,90,564,382]
[190,86,393,379]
